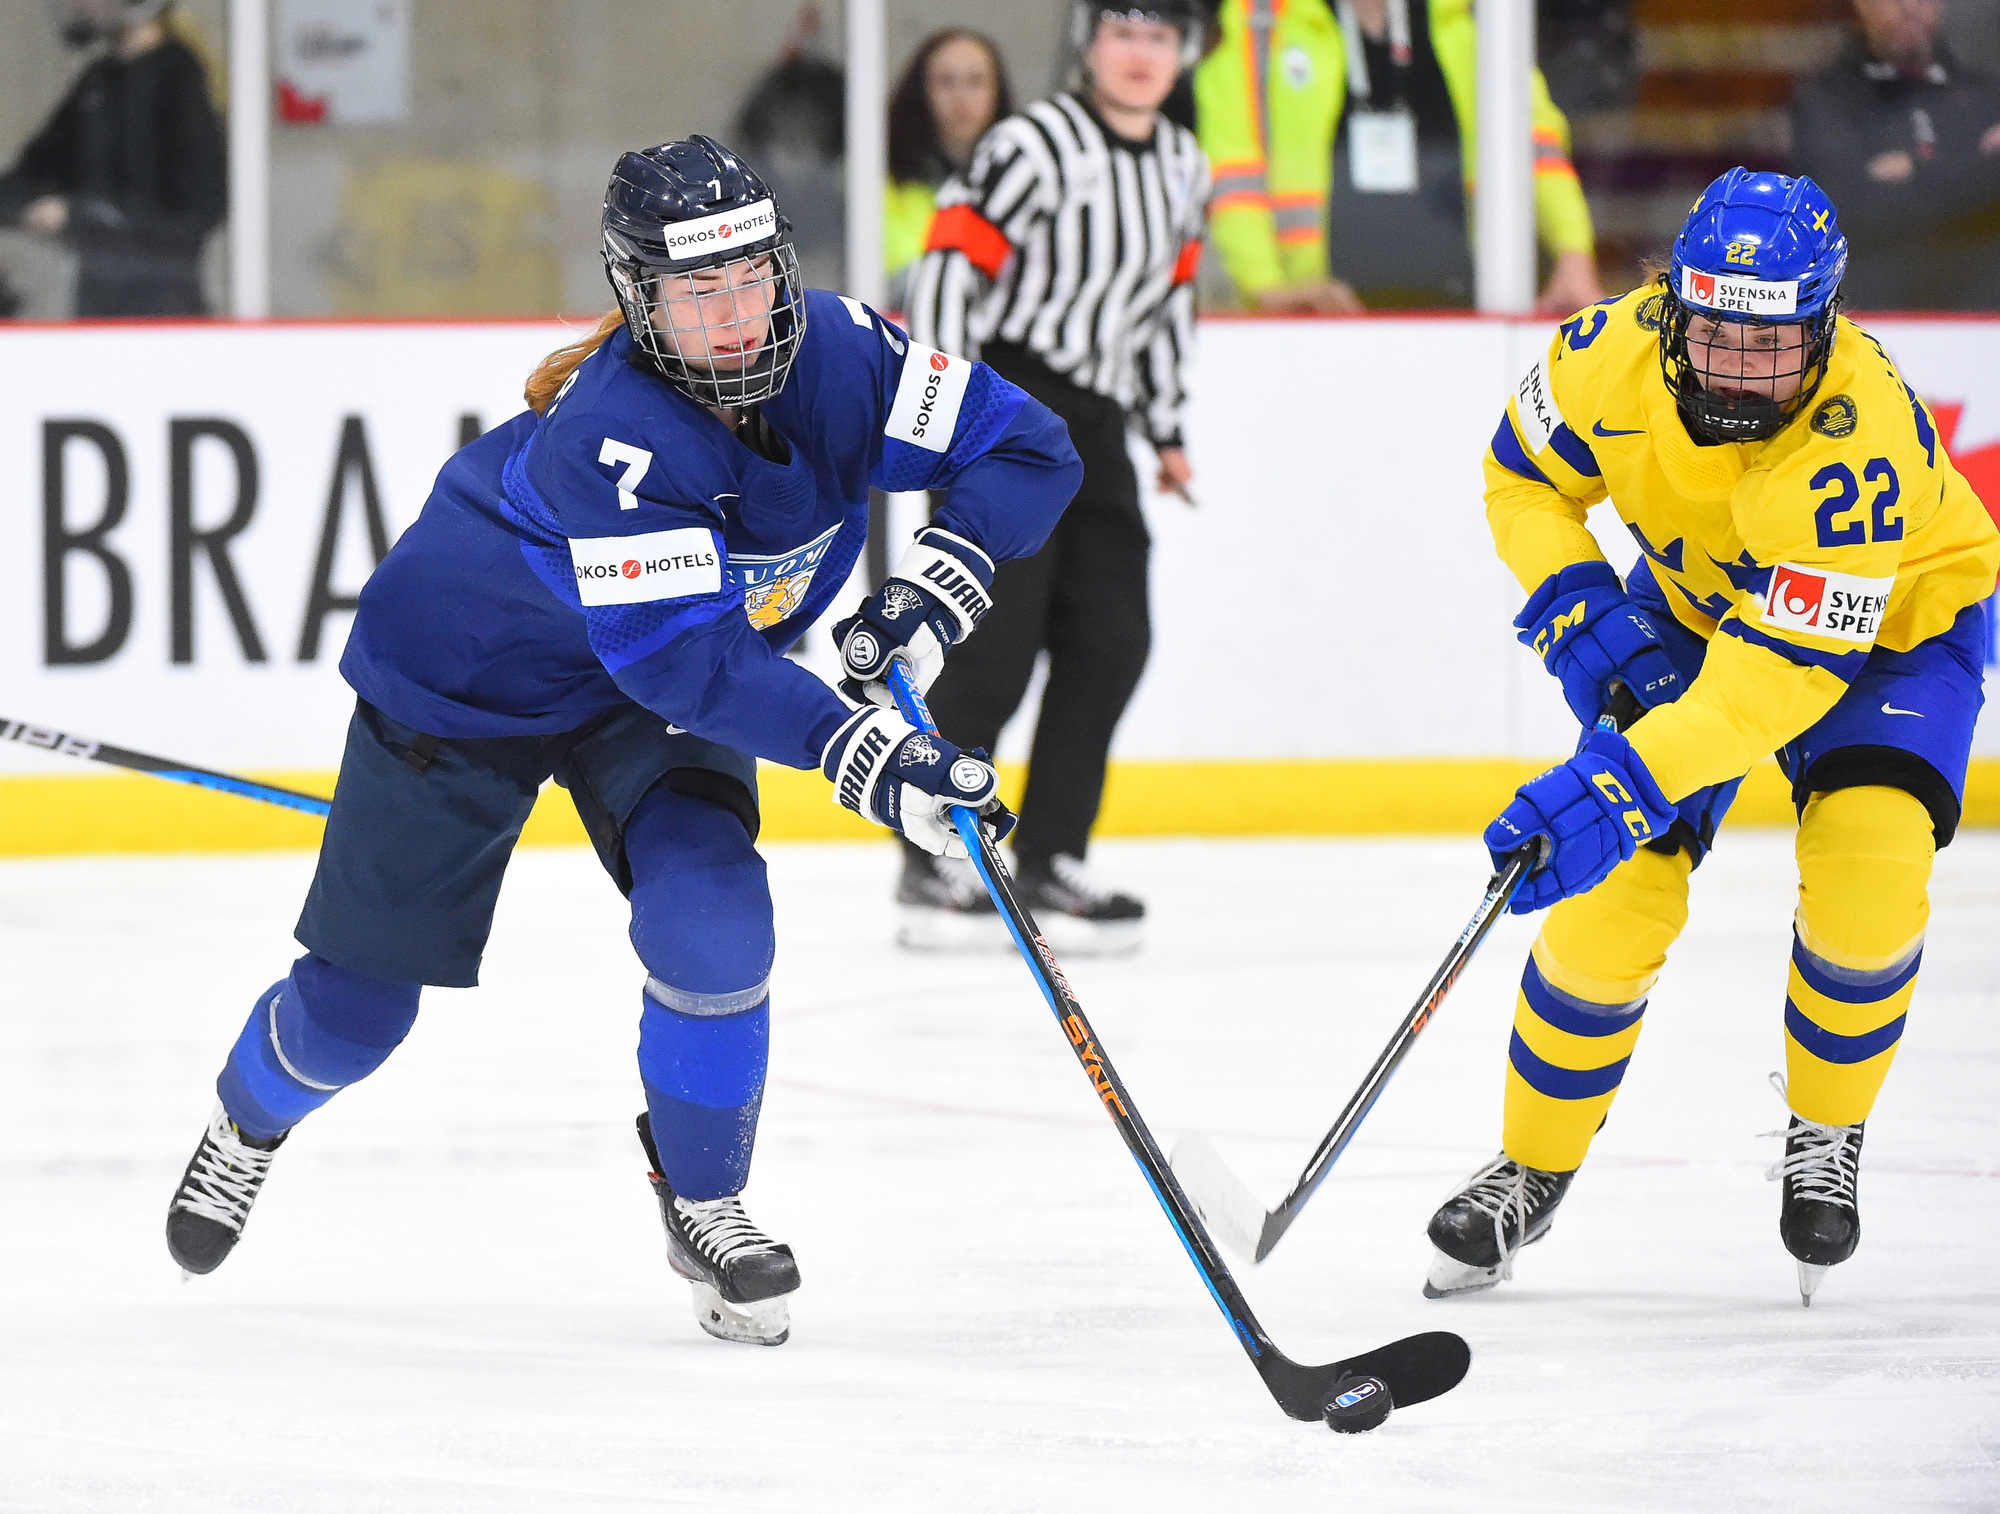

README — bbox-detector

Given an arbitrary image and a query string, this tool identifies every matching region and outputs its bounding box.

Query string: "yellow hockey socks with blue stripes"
[1786,786,1933,1126]
[1503,846,1694,1173]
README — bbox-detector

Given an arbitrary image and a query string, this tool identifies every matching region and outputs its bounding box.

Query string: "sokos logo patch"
[1762,562,1894,643]
[661,199,780,262]
[886,341,971,453]
[570,527,722,607]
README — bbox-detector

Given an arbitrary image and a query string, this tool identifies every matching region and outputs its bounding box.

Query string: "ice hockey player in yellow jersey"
[1424,168,1998,1306]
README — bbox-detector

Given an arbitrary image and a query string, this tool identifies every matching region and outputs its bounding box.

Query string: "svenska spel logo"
[1770,565,1825,625]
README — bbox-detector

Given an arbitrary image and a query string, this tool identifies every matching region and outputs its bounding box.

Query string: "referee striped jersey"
[907,92,1210,448]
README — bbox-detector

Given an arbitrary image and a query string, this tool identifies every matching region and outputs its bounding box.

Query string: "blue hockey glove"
[1516,562,1682,726]
[833,528,994,707]
[822,706,1016,858]
[1486,728,1675,914]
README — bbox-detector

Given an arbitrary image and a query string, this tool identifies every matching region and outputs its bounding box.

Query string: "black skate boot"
[637,1113,800,1346]
[166,1103,287,1276]
[1423,1153,1574,1298]
[1017,852,1144,957]
[1768,1113,1864,1306]
[894,843,1006,952]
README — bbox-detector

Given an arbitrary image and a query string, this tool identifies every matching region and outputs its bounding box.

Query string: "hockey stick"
[885,661,1470,1428]
[1170,684,1645,1264]
[1170,847,1537,1263]
[0,717,333,818]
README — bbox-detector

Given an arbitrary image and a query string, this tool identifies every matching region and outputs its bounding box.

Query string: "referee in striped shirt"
[900,3,1210,954]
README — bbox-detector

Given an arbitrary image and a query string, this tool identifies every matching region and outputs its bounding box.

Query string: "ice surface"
[3,834,1998,1512]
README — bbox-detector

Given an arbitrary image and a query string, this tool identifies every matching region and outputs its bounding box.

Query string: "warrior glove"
[822,706,1015,858]
[833,528,994,707]
[1517,562,1682,727]
[1487,729,1675,914]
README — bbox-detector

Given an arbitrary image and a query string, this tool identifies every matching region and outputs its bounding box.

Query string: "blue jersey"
[341,292,1082,768]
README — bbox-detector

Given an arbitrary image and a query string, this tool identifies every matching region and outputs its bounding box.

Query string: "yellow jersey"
[1484,285,1998,802]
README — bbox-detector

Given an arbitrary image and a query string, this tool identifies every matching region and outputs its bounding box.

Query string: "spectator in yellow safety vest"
[884,31,1014,312]
[1193,0,1604,315]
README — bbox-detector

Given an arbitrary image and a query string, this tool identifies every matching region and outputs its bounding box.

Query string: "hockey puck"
[1322,1374,1392,1434]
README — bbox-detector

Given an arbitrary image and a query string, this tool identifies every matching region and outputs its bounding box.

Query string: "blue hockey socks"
[216,953,421,1140]
[624,781,776,1201]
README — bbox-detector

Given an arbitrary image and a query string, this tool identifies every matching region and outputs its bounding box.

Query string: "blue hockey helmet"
[1659,168,1848,444]
[601,136,808,409]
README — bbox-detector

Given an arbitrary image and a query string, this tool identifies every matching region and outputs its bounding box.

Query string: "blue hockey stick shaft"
[0,716,332,819]
[881,660,1472,1423]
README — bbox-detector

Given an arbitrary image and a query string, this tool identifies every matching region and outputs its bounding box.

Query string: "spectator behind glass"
[1791,0,2000,309]
[0,0,225,317]
[884,31,1013,311]
[1194,0,1603,315]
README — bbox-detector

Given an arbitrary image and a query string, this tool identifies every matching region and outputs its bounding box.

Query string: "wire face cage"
[604,222,808,410]
[1658,286,1838,445]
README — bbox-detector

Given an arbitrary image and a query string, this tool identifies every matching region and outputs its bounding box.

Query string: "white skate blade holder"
[691,1281,790,1346]
[1797,1261,1827,1307]
[1423,1250,1505,1300]
[1035,912,1142,959]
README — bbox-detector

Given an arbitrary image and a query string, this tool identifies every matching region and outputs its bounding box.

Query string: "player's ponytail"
[524,309,627,414]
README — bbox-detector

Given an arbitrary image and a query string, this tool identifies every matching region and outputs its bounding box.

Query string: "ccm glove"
[822,706,1016,858]
[833,528,995,707]
[1516,561,1682,727]
[1486,728,1675,915]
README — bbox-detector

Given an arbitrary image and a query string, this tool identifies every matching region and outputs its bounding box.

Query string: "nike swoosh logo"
[1881,702,1923,717]
[713,493,740,502]
[1592,421,1644,437]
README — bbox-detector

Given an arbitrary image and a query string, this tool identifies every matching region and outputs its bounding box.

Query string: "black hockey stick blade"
[883,662,1471,1428]
[1,716,332,818]
[1263,1329,1472,1417]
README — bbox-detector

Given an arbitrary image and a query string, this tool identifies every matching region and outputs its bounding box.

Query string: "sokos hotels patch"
[1761,562,1893,643]
[886,343,970,453]
[571,527,722,606]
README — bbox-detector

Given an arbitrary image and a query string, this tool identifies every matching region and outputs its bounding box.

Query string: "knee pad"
[625,784,775,999]
[1795,786,1933,972]
[1538,844,1693,1005]
[217,954,421,1139]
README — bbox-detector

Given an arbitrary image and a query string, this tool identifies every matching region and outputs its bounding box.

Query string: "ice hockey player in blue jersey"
[162,137,1082,1346]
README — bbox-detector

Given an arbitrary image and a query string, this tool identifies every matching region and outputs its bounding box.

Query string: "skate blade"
[1797,1261,1828,1307]
[1032,913,1143,959]
[690,1281,790,1346]
[1422,1250,1505,1299]
[895,905,1013,954]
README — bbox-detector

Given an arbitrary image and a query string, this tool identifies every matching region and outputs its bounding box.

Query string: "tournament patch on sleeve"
[1512,356,1562,455]
[570,527,723,607]
[886,343,973,453]
[1759,562,1895,643]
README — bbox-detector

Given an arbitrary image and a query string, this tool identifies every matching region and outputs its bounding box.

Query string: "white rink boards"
[3,834,1998,1512]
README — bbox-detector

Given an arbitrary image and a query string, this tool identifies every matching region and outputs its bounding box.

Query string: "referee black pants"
[922,345,1150,871]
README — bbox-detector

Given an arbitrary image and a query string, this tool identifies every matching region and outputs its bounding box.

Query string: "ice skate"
[1017,852,1144,957]
[637,1113,799,1345]
[1766,1105,1864,1307]
[895,846,1008,952]
[165,1102,287,1276]
[1422,1153,1573,1298]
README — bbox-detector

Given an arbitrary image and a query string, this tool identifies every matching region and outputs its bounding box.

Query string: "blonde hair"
[525,310,627,414]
